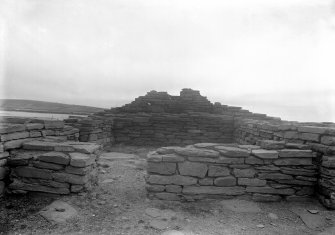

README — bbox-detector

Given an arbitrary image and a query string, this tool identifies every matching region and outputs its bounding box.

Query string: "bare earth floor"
[1,145,335,235]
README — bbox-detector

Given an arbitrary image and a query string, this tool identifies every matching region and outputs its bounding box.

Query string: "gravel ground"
[1,145,335,235]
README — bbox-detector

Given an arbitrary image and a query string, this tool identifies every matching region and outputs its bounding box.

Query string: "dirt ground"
[1,145,335,235]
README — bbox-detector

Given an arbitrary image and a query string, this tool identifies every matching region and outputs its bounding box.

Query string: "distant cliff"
[0,99,105,115]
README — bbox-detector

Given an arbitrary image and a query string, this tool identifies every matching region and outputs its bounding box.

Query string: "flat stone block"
[252,149,278,159]
[285,143,310,150]
[33,161,64,170]
[198,178,213,185]
[216,156,244,164]
[155,192,180,201]
[69,152,95,167]
[238,145,261,150]
[214,146,249,158]
[258,173,293,180]
[321,136,335,146]
[146,184,165,192]
[147,175,197,186]
[147,162,176,175]
[38,152,70,165]
[238,178,267,186]
[9,179,70,195]
[4,138,34,150]
[53,172,88,185]
[182,186,245,195]
[165,185,182,193]
[1,131,30,142]
[297,126,328,134]
[214,176,236,186]
[246,186,295,195]
[178,162,207,178]
[278,149,313,158]
[23,141,56,151]
[26,123,44,130]
[162,154,185,162]
[233,168,256,178]
[300,133,320,142]
[0,124,26,134]
[174,147,220,158]
[258,140,285,150]
[245,156,264,165]
[0,151,9,159]
[274,158,312,166]
[12,166,52,180]
[208,165,230,177]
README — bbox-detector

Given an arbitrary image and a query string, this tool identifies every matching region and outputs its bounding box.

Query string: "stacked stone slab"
[0,118,80,197]
[146,141,317,202]
[110,113,234,145]
[7,140,101,195]
[65,116,113,144]
[318,155,335,209]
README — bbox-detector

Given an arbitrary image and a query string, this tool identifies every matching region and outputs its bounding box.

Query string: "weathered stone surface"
[43,120,64,130]
[165,185,182,193]
[278,149,313,158]
[4,138,34,150]
[146,184,165,192]
[183,186,245,195]
[198,178,213,185]
[174,147,219,158]
[147,175,197,186]
[0,151,9,159]
[194,143,222,148]
[295,176,317,182]
[238,178,266,186]
[70,185,84,193]
[283,131,299,139]
[147,162,176,175]
[216,156,244,164]
[155,192,180,201]
[0,167,7,180]
[280,167,316,176]
[26,123,44,130]
[258,140,285,150]
[69,152,95,167]
[38,152,70,165]
[53,172,88,185]
[255,165,280,171]
[65,166,90,175]
[214,176,236,186]
[274,158,312,166]
[214,146,249,157]
[238,145,261,150]
[0,124,25,134]
[147,153,162,162]
[252,149,278,159]
[285,143,310,150]
[221,199,261,213]
[233,168,256,178]
[10,179,69,194]
[1,131,30,142]
[178,162,207,178]
[245,156,264,165]
[13,166,52,180]
[208,165,230,177]
[39,200,77,223]
[252,193,281,202]
[162,154,185,162]
[258,173,293,180]
[0,159,7,167]
[276,179,315,186]
[321,136,335,146]
[300,133,320,142]
[156,146,182,154]
[246,186,295,195]
[297,126,328,134]
[29,131,42,138]
[33,161,64,170]
[188,157,217,163]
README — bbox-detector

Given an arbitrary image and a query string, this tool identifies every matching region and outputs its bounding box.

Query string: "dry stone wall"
[234,118,335,208]
[8,140,101,195]
[146,141,318,202]
[0,118,80,197]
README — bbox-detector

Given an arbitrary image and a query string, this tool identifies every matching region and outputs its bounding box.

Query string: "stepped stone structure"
[1,88,335,209]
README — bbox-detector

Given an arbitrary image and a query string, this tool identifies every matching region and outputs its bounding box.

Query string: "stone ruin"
[1,88,335,209]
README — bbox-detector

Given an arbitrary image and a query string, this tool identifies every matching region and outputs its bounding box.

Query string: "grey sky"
[0,0,335,122]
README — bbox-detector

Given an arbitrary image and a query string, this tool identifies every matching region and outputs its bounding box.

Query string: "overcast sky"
[0,0,335,122]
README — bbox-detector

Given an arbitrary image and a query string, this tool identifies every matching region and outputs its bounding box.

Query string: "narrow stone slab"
[297,126,328,134]
[147,162,176,175]
[278,149,313,158]
[12,166,52,180]
[39,200,77,224]
[38,152,70,165]
[147,175,197,186]
[1,131,30,142]
[193,143,222,148]
[258,173,293,180]
[100,152,137,161]
[252,149,278,159]
[0,124,26,134]
[238,178,266,186]
[69,152,95,167]
[246,186,295,195]
[233,168,256,178]
[258,140,285,150]
[183,186,245,195]
[9,179,70,194]
[33,161,64,170]
[274,158,312,166]
[214,176,236,186]
[23,141,56,151]
[174,147,220,158]
[238,145,261,150]
[53,172,88,185]
[214,146,249,157]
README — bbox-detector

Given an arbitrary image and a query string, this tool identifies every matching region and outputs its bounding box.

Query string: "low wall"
[8,140,101,195]
[111,113,234,145]
[146,142,318,202]
[0,118,80,197]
